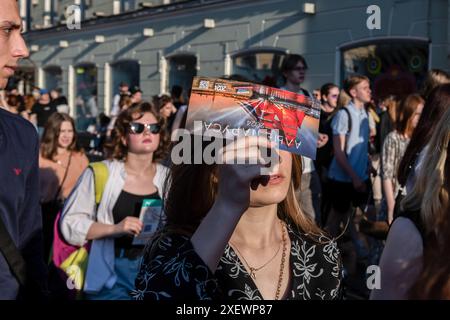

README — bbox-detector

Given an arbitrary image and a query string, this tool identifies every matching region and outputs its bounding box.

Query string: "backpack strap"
[341,107,352,156]
[0,217,27,286]
[341,107,352,135]
[88,162,109,206]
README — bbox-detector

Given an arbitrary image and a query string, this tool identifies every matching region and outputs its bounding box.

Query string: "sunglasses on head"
[129,122,161,134]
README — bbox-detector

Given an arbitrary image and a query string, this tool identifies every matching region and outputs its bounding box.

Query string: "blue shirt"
[328,102,369,182]
[0,108,47,299]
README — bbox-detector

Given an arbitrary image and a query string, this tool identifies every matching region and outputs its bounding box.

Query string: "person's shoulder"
[386,217,423,254]
[0,108,38,139]
[384,130,399,142]
[142,231,191,260]
[156,162,169,174]
[330,108,349,127]
[71,150,90,164]
[333,107,349,119]
[286,220,336,247]
[71,150,87,159]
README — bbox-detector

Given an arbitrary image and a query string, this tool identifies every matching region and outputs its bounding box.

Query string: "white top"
[302,156,315,174]
[60,159,168,293]
[110,94,121,116]
[370,217,423,300]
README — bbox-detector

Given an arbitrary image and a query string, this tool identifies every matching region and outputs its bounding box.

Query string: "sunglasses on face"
[129,122,161,134]
[330,94,339,98]
[291,67,307,72]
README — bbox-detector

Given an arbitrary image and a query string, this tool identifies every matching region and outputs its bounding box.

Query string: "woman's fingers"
[122,217,143,235]
[219,136,275,165]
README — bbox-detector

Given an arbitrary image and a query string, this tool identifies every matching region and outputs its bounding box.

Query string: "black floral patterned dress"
[132,221,342,300]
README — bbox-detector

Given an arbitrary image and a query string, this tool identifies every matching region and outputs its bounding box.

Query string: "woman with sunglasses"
[60,102,169,299]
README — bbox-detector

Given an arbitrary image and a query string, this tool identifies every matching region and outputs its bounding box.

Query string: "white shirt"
[302,156,315,174]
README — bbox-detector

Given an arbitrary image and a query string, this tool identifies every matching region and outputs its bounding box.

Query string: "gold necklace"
[275,223,287,300]
[54,152,70,168]
[230,221,284,280]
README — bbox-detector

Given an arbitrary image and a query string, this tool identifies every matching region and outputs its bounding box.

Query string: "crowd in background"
[1,55,450,300]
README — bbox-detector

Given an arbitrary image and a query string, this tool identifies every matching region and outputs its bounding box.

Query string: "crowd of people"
[1,0,449,301]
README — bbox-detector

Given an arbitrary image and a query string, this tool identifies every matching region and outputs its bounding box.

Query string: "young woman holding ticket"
[133,136,342,300]
[60,102,169,299]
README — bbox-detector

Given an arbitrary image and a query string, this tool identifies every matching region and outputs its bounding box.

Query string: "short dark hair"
[280,54,308,74]
[320,83,339,104]
[171,85,183,98]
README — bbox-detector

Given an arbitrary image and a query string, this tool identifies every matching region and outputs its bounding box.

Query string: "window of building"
[111,60,140,95]
[7,59,35,94]
[168,54,197,96]
[231,48,288,86]
[122,0,137,12]
[44,65,63,91]
[341,39,429,99]
[75,63,98,131]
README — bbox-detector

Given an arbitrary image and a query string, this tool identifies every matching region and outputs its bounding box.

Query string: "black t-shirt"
[315,110,334,169]
[32,102,57,128]
[53,96,68,107]
[378,111,394,151]
[112,190,160,249]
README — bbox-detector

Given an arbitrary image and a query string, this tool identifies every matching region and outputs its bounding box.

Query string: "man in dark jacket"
[0,0,47,300]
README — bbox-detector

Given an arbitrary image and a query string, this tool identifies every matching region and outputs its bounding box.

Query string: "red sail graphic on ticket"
[185,76,321,160]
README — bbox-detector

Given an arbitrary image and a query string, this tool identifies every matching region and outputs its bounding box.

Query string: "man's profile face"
[0,0,29,89]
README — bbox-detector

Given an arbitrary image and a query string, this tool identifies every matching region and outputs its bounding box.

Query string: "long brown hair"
[107,101,169,162]
[420,69,450,100]
[397,84,450,186]
[380,95,398,125]
[406,109,450,299]
[396,94,424,137]
[40,112,82,160]
[162,140,323,240]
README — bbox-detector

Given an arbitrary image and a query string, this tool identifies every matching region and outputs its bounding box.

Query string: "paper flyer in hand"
[132,198,163,246]
[185,76,321,159]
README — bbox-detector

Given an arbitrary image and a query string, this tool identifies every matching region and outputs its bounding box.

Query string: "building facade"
[17,0,450,126]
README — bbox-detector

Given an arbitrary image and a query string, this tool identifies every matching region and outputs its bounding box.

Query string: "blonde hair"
[337,89,351,109]
[402,107,450,236]
[343,74,370,97]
